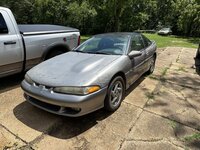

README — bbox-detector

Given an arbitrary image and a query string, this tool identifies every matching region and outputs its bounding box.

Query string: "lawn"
[81,34,199,49]
[144,33,199,48]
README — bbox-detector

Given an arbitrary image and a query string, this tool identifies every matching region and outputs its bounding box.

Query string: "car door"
[0,11,23,76]
[141,34,155,71]
[129,34,146,83]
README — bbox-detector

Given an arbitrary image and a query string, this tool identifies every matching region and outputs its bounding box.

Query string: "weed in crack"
[177,66,188,72]
[184,133,200,142]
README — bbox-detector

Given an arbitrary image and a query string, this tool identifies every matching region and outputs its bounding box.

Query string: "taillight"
[78,36,81,46]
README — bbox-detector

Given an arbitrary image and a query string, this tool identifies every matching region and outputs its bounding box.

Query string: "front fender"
[93,56,131,88]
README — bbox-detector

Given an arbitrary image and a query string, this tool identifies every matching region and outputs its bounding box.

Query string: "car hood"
[27,52,121,87]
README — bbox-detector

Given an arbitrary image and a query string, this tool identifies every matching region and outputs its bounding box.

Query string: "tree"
[0,0,199,36]
[65,1,97,34]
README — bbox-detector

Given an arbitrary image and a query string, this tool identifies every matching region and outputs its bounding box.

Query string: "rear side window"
[131,35,144,51]
[0,13,8,34]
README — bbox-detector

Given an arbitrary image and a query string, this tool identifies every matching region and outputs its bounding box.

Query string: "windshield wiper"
[73,50,85,53]
[94,52,111,55]
[73,50,111,55]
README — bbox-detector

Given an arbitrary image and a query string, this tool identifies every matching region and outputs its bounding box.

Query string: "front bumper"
[21,80,107,117]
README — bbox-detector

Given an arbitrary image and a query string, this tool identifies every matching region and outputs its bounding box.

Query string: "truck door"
[0,10,23,76]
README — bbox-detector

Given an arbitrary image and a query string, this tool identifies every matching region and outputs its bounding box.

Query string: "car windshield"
[74,35,129,55]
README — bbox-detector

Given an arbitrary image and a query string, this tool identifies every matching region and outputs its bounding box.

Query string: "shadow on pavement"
[13,76,146,140]
[0,73,25,94]
[13,101,113,139]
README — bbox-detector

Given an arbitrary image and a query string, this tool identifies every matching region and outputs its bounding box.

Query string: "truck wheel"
[45,50,65,60]
[104,76,125,112]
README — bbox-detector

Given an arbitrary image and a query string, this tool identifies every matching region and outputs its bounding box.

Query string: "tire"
[196,67,200,75]
[146,56,156,75]
[46,50,65,60]
[104,76,125,112]
[196,45,200,58]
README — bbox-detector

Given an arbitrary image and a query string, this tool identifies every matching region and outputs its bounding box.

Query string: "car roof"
[94,32,140,37]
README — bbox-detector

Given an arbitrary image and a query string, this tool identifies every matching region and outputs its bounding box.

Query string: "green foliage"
[66,1,97,34]
[1,0,35,23]
[184,133,200,142]
[0,0,199,37]
[176,0,200,36]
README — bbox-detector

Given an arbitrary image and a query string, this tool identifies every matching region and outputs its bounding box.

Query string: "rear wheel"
[104,76,125,111]
[46,50,65,60]
[146,56,156,75]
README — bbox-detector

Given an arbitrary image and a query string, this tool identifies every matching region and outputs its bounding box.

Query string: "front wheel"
[104,76,125,112]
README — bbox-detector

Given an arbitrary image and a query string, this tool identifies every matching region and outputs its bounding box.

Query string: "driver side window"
[131,35,144,51]
[0,13,8,34]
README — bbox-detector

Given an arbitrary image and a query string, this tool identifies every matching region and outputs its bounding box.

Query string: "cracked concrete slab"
[165,69,200,89]
[0,87,62,143]
[145,82,200,130]
[33,103,142,150]
[124,77,158,108]
[178,48,197,66]
[0,125,25,150]
[127,111,175,140]
[120,140,183,150]
[125,111,200,150]
[145,85,188,117]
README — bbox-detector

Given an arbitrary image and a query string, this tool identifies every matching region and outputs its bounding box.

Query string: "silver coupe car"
[21,32,157,117]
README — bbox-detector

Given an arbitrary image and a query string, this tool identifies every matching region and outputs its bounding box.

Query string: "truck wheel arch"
[42,43,71,61]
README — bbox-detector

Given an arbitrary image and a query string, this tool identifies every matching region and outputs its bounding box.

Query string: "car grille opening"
[25,94,81,115]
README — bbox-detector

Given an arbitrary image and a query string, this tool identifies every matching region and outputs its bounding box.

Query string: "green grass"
[177,66,188,72]
[143,33,199,48]
[81,35,91,43]
[184,133,200,142]
[81,34,199,49]
[168,120,178,129]
[145,92,155,100]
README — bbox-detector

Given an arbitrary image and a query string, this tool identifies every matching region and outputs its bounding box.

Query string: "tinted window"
[142,35,151,48]
[131,35,144,51]
[0,13,8,34]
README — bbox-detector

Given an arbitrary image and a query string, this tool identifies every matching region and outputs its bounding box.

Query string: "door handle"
[4,41,16,45]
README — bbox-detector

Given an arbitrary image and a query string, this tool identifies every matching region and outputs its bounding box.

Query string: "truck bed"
[18,24,79,36]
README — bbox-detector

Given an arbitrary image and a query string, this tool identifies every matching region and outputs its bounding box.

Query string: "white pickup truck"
[0,7,80,78]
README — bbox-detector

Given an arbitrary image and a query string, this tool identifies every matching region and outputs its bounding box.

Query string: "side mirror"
[128,51,142,58]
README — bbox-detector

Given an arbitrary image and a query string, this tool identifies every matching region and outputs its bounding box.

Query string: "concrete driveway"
[0,47,200,150]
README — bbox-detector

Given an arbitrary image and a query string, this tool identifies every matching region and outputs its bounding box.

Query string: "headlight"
[25,74,34,85]
[54,86,101,95]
